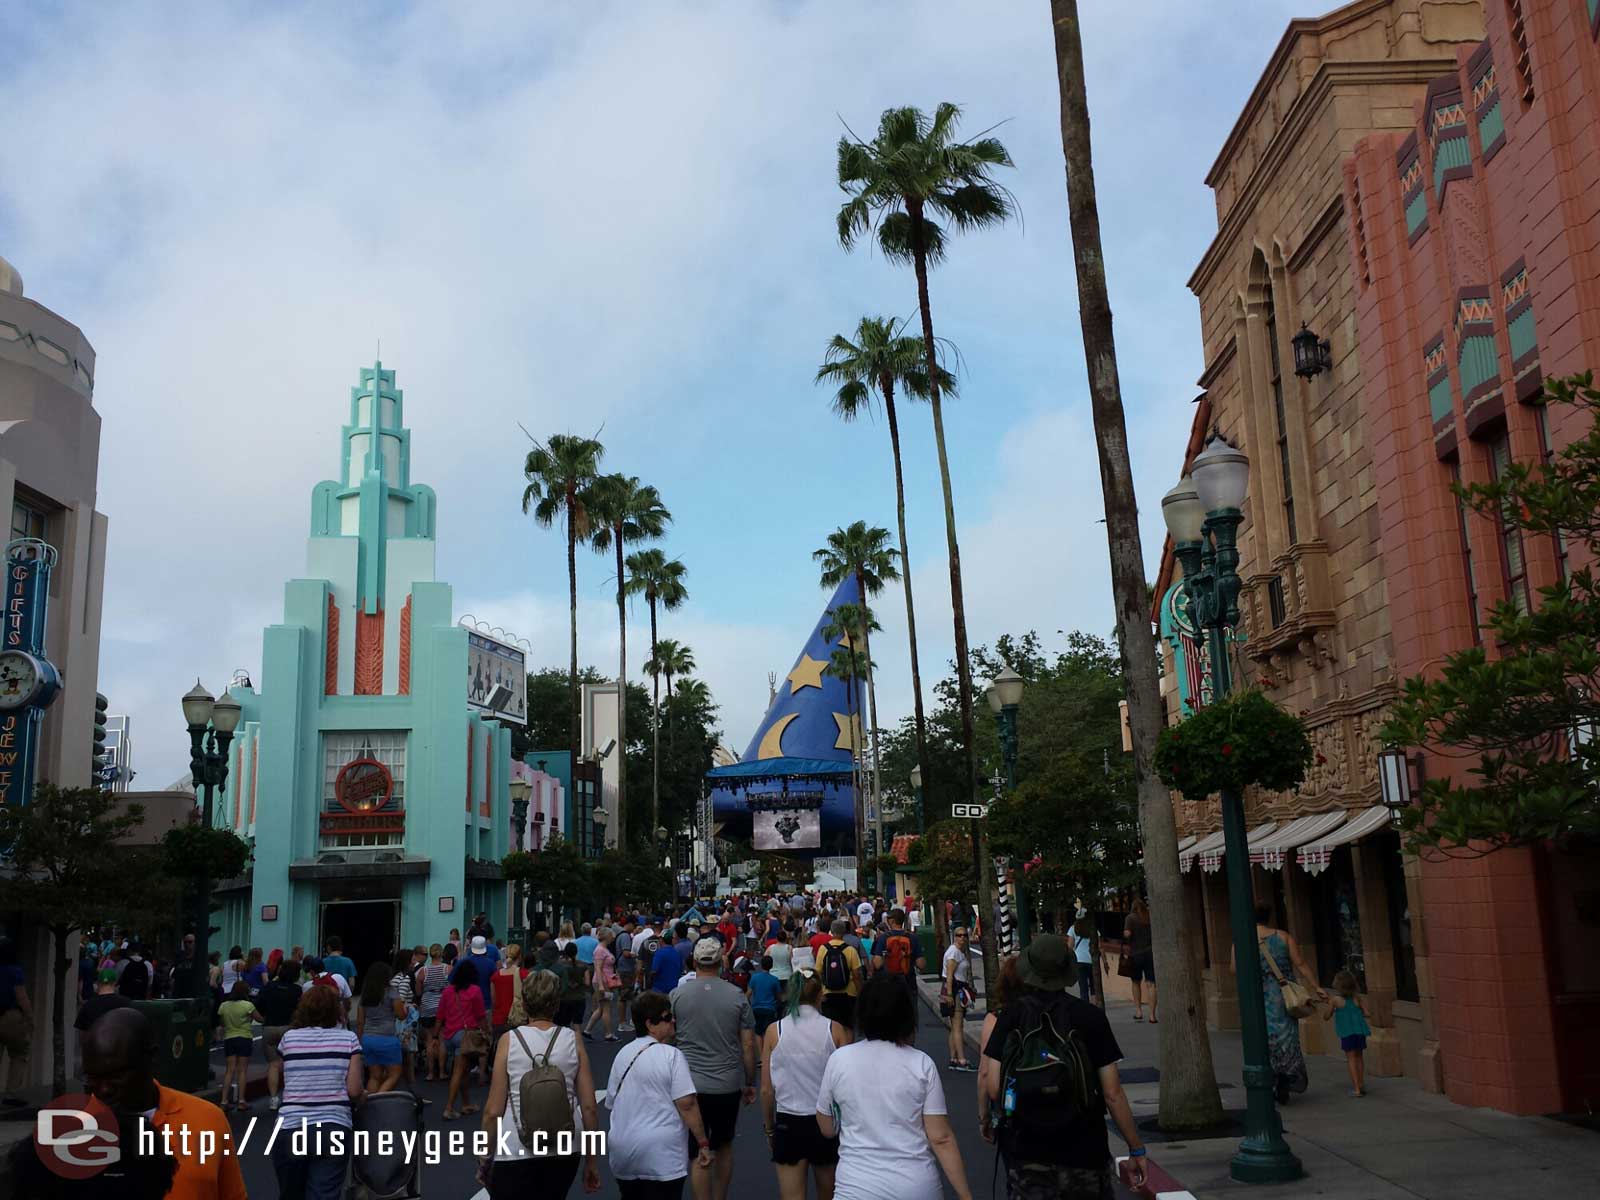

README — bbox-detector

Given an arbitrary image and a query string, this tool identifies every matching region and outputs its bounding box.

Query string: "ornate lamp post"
[1162,436,1302,1184]
[986,666,1028,950]
[509,776,532,938]
[182,680,241,1006]
[909,764,924,834]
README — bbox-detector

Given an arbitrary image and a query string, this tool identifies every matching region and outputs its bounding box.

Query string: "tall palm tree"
[650,639,696,745]
[815,522,900,894]
[816,319,956,812]
[1050,2,1220,1127]
[590,474,671,852]
[625,548,688,835]
[822,602,879,878]
[522,434,604,766]
[838,102,1014,981]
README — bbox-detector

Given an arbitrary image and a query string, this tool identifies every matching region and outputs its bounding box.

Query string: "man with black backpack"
[815,918,863,1029]
[980,934,1147,1198]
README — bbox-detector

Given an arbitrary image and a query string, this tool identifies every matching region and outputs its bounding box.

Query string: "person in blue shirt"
[321,937,356,986]
[674,923,695,976]
[747,955,784,1036]
[574,923,599,966]
[649,930,681,994]
[453,935,500,1011]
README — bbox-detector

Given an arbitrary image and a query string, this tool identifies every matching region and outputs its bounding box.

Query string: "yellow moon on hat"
[756,713,798,759]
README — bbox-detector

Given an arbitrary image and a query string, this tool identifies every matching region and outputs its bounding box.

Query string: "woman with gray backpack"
[479,969,602,1197]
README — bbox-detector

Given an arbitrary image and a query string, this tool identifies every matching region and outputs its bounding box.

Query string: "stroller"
[348,1090,425,1199]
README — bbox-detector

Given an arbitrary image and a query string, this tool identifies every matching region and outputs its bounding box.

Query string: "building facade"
[1152,0,1484,1095]
[211,363,511,971]
[0,255,110,1090]
[1342,0,1600,1113]
[104,713,134,791]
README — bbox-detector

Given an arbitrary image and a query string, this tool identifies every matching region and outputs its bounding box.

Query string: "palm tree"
[590,474,671,852]
[522,434,604,765]
[815,522,900,895]
[822,602,879,875]
[650,639,697,746]
[816,319,956,812]
[625,549,688,835]
[838,102,1014,980]
[1050,2,1220,1127]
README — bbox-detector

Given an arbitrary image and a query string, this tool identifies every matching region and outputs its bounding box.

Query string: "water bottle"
[1003,1079,1017,1117]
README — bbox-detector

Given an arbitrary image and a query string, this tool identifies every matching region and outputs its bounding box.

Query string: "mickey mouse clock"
[0,648,59,711]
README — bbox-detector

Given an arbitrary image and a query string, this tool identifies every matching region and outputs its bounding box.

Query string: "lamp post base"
[1229,1140,1304,1184]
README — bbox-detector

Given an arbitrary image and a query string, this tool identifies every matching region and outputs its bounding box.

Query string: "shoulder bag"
[1259,938,1317,1019]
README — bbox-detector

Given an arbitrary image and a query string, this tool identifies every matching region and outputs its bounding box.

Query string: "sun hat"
[1016,934,1077,991]
[692,937,723,966]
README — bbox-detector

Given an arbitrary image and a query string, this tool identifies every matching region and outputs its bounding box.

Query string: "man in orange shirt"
[82,1008,246,1200]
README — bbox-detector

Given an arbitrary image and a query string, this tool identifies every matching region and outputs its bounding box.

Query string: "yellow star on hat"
[786,654,827,693]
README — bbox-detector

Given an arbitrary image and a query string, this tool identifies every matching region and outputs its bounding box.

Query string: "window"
[1534,404,1568,582]
[1309,845,1366,992]
[1267,576,1288,629]
[321,731,406,850]
[1451,460,1484,643]
[1375,831,1419,1003]
[10,498,49,547]
[1264,290,1298,544]
[1488,434,1531,614]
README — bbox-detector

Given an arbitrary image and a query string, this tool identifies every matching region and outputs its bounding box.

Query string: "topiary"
[1154,689,1313,800]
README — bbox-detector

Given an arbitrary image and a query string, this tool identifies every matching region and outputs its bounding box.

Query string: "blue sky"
[0,1,1312,787]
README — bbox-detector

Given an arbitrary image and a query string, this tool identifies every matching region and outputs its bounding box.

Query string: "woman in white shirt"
[816,974,971,1200]
[762,968,849,1200]
[605,991,714,1197]
[480,970,601,1197]
[554,921,575,952]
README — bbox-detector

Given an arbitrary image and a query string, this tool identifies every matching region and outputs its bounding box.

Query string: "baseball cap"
[693,937,723,966]
[471,935,488,953]
[96,967,118,984]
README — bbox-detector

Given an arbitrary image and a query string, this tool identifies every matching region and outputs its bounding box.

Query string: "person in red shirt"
[808,927,832,955]
[489,944,530,1033]
[716,910,739,949]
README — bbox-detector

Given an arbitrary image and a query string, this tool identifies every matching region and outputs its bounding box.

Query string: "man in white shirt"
[856,898,876,930]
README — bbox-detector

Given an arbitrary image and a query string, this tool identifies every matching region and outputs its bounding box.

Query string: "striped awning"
[1249,810,1349,870]
[1297,805,1393,875]
[1179,830,1225,874]
[1176,834,1199,853]
[1199,821,1279,874]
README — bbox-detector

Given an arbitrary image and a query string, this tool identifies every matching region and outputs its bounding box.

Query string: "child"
[1324,969,1372,1097]
[217,980,261,1111]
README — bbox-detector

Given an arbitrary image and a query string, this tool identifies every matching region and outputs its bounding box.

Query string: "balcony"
[1240,541,1338,680]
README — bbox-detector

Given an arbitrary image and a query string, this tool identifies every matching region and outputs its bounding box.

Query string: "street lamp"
[509,777,532,936]
[182,680,239,1010]
[909,764,924,834]
[1163,436,1302,1184]
[985,667,1029,950]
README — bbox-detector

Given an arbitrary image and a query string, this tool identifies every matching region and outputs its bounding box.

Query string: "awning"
[1176,834,1199,853]
[1250,810,1349,870]
[1179,830,1225,874]
[1199,821,1278,874]
[1297,805,1392,875]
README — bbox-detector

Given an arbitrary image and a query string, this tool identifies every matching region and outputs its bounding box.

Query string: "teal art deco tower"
[211,363,511,964]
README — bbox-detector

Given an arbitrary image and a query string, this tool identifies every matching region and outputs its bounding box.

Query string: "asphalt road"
[230,995,1134,1198]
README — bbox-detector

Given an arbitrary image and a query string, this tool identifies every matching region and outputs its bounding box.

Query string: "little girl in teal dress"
[1324,969,1372,1097]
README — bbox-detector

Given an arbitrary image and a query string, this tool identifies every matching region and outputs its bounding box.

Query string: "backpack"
[512,1027,574,1149]
[312,972,342,993]
[881,931,915,976]
[819,942,850,993]
[996,995,1104,1163]
[117,959,150,999]
[639,935,662,975]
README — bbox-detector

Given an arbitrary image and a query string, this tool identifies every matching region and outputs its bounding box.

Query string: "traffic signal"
[92,692,110,784]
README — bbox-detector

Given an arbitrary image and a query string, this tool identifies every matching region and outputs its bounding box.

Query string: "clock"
[0,649,60,711]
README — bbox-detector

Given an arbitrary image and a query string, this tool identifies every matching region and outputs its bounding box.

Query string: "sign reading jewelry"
[0,540,61,811]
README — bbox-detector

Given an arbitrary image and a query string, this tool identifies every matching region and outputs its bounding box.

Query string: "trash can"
[132,998,212,1093]
[916,928,938,976]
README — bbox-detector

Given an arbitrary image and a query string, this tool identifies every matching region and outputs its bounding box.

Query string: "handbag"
[1259,939,1317,1019]
[460,1025,491,1057]
[1116,953,1134,979]
[506,969,528,1028]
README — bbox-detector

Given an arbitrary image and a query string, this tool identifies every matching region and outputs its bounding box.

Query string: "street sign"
[952,802,990,819]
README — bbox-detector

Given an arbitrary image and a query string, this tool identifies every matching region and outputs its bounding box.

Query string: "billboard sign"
[466,629,527,725]
[753,808,820,851]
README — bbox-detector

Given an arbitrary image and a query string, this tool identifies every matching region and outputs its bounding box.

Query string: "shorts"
[419,1015,438,1030]
[1004,1161,1113,1200]
[1340,1034,1368,1052]
[263,1025,289,1062]
[1129,954,1156,984]
[224,1036,253,1060]
[753,1010,777,1038]
[362,1034,402,1066]
[770,1112,839,1166]
[559,999,586,1026]
[618,1179,685,1200]
[686,1091,742,1157]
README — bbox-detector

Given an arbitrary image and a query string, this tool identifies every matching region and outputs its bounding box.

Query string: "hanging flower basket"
[162,824,251,881]
[1154,689,1312,800]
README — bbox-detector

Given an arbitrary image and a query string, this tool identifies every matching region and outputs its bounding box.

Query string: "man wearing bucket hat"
[979,934,1148,1197]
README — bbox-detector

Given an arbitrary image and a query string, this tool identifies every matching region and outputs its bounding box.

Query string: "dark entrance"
[320,899,399,981]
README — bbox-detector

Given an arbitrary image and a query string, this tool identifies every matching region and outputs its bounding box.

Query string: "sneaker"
[269,1095,281,1110]
[605,1034,619,1042]
[617,1023,635,1033]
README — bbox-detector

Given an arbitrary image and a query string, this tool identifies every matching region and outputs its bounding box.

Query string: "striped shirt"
[278,1026,360,1128]
[417,963,449,1017]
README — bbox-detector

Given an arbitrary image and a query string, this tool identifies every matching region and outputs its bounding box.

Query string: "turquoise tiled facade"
[211,363,510,961]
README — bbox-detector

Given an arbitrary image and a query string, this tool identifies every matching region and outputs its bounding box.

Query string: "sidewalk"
[917,965,1600,1200]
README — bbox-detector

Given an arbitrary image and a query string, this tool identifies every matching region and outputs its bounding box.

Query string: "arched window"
[1263,282,1298,545]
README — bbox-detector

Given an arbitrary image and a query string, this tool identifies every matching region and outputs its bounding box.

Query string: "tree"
[648,640,696,754]
[625,548,689,836]
[589,473,671,852]
[816,521,901,895]
[0,785,172,1095]
[1385,371,1600,850]
[838,101,1015,984]
[816,320,956,812]
[503,837,592,925]
[522,434,605,766]
[1049,1,1221,1127]
[822,602,878,875]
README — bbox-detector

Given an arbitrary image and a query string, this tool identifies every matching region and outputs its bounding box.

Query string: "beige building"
[0,253,110,1090]
[1151,0,1483,1089]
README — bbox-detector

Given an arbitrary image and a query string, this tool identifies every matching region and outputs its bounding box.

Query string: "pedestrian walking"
[1070,911,1095,1002]
[815,973,971,1200]
[216,981,258,1112]
[1122,900,1157,1022]
[275,983,365,1199]
[940,926,976,1071]
[440,960,492,1119]
[418,943,450,1081]
[480,971,602,1197]
[73,966,132,1038]
[255,958,302,1110]
[816,920,864,1031]
[672,938,757,1200]
[974,955,1022,1142]
[980,934,1148,1199]
[747,955,785,1037]
[321,936,356,987]
[1232,903,1327,1102]
[762,967,848,1200]
[605,990,715,1199]
[355,961,407,1093]
[491,944,530,1039]
[650,929,681,994]
[558,942,590,1032]
[870,908,924,992]
[583,928,622,1041]
[1325,969,1371,1097]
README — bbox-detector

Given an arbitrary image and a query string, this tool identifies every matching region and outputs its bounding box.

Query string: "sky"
[0,0,1314,789]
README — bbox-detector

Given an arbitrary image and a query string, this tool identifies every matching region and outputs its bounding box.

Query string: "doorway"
[320,899,399,982]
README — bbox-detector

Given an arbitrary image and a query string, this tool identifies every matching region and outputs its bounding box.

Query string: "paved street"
[228,991,1138,1198]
